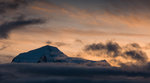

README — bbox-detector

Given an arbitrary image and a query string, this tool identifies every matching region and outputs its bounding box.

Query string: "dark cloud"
[0,63,150,83]
[0,0,46,39]
[120,62,150,72]
[124,50,148,63]
[106,42,121,57]
[0,0,30,14]
[129,43,141,48]
[0,1,18,14]
[0,18,45,39]
[46,41,52,45]
[84,41,148,64]
[85,41,121,57]
[85,43,105,51]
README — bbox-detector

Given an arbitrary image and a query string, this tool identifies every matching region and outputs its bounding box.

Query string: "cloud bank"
[84,41,148,66]
[1,63,150,83]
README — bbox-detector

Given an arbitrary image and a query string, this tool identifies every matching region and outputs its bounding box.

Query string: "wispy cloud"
[61,28,150,37]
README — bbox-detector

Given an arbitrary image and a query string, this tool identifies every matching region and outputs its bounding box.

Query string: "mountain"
[12,45,110,66]
[12,45,67,63]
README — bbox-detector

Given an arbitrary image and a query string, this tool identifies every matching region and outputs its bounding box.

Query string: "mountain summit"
[12,45,67,63]
[12,45,110,66]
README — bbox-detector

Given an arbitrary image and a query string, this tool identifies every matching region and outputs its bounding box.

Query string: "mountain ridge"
[12,45,110,66]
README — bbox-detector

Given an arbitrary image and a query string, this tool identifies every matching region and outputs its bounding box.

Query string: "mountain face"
[12,45,110,66]
[12,45,67,63]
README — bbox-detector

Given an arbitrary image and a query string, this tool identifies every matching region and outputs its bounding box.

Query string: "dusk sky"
[2,0,150,83]
[1,0,150,66]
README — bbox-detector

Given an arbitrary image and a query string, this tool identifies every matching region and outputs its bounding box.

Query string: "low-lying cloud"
[1,63,150,83]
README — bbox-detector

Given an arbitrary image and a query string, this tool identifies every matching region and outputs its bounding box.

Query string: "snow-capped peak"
[12,45,110,67]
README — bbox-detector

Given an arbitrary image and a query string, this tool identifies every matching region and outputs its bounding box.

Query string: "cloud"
[54,42,67,47]
[1,0,149,40]
[85,43,106,51]
[84,41,121,57]
[75,39,83,44]
[64,0,150,16]
[0,63,150,83]
[124,50,148,63]
[125,43,141,49]
[0,1,18,14]
[61,28,150,37]
[0,0,47,39]
[102,0,150,15]
[0,18,45,39]
[46,41,52,44]
[84,41,148,64]
[106,42,121,57]
[48,0,150,29]
[0,0,31,14]
[44,40,67,47]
